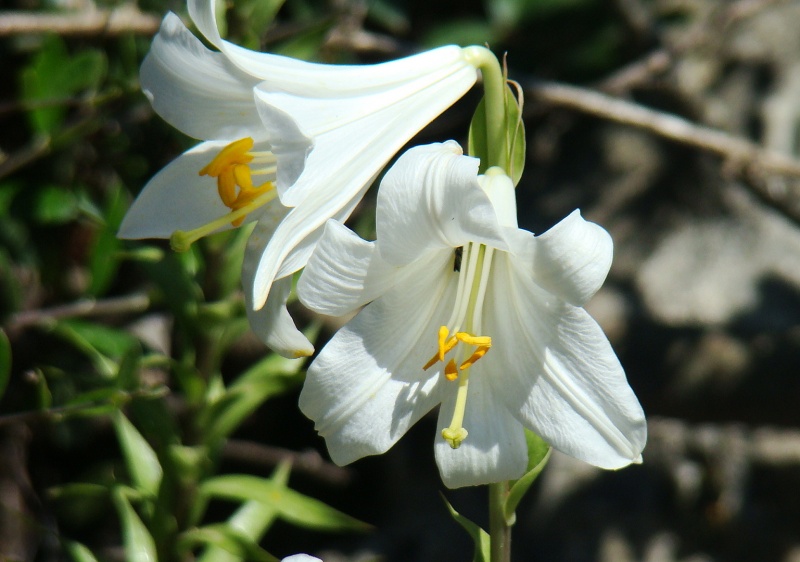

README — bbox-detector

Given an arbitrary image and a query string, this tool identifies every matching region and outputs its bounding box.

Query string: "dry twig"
[526,79,800,223]
[0,5,160,37]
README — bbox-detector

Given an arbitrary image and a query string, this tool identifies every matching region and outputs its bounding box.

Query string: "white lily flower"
[297,141,647,488]
[118,0,481,357]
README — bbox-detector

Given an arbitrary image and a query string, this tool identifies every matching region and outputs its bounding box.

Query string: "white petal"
[243,204,313,358]
[526,210,613,306]
[118,141,253,239]
[486,252,646,469]
[434,371,528,489]
[376,142,508,266]
[297,221,404,317]
[253,55,477,204]
[299,253,454,465]
[250,172,370,310]
[140,13,264,141]
[188,0,471,93]
[281,556,322,562]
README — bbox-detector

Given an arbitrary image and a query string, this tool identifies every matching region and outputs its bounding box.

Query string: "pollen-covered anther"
[199,137,277,227]
[422,326,492,377]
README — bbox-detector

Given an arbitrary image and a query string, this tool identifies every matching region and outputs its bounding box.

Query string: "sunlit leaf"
[200,474,369,532]
[112,487,157,562]
[177,525,278,562]
[198,462,291,562]
[113,410,163,497]
[442,494,490,562]
[64,540,100,562]
[504,430,551,524]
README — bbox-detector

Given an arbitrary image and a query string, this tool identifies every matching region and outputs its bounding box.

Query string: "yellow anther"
[423,325,458,370]
[460,345,490,370]
[199,137,254,177]
[198,138,276,228]
[455,333,491,347]
[444,359,459,381]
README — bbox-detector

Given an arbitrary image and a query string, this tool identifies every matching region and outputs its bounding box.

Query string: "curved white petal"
[119,141,262,239]
[376,142,508,266]
[486,252,646,469]
[254,56,477,204]
[250,170,370,310]
[524,210,614,306]
[188,0,471,94]
[140,13,264,141]
[281,556,322,562]
[243,204,313,358]
[299,253,454,465]
[434,372,528,488]
[298,221,407,317]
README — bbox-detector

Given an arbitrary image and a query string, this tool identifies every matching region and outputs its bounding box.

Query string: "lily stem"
[489,480,512,562]
[464,47,508,171]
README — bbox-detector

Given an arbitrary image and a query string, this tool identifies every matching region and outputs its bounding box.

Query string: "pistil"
[422,242,496,449]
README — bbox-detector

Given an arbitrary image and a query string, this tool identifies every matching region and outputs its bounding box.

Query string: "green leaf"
[20,36,107,135]
[201,474,370,533]
[112,487,157,562]
[201,355,303,444]
[504,431,551,524]
[198,462,291,562]
[88,183,128,296]
[177,525,278,562]
[113,411,163,497]
[442,495,490,562]
[64,540,100,562]
[33,185,80,224]
[0,329,10,400]
[467,83,526,186]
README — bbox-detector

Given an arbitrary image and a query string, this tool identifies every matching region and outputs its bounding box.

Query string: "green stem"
[489,480,511,562]
[464,46,507,171]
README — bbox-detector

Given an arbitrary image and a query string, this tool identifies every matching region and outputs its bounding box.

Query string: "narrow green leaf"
[113,411,163,497]
[197,462,290,562]
[504,431,551,524]
[178,525,278,562]
[441,495,490,562]
[112,487,157,562]
[202,357,302,444]
[201,474,370,533]
[64,540,100,562]
[0,329,10,400]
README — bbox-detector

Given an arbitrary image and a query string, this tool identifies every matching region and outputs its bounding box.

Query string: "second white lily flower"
[118,0,481,357]
[298,141,647,488]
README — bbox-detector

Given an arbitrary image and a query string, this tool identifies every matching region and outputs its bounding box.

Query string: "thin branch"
[223,439,351,486]
[5,293,151,334]
[525,79,800,223]
[0,5,160,37]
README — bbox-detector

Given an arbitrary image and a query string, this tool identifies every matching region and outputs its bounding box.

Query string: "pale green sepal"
[112,487,158,562]
[64,540,100,562]
[467,84,526,185]
[198,462,290,562]
[503,430,551,525]
[112,411,163,497]
[200,474,370,532]
[441,494,490,562]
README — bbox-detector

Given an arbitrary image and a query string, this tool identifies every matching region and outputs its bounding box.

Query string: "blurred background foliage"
[3,0,800,560]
